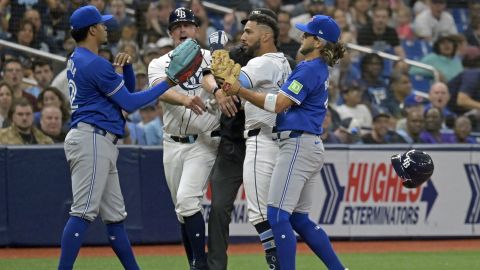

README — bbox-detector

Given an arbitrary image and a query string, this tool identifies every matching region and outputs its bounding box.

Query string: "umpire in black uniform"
[202,45,250,270]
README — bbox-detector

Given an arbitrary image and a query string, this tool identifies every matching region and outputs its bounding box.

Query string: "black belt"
[170,135,198,143]
[246,129,261,137]
[244,126,277,138]
[170,130,221,144]
[73,122,119,144]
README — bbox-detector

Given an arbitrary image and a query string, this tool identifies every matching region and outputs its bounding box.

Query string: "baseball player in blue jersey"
[58,5,201,270]
[222,15,348,270]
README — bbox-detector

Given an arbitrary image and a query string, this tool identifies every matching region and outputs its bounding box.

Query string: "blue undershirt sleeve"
[123,64,135,92]
[239,72,252,89]
[110,80,170,113]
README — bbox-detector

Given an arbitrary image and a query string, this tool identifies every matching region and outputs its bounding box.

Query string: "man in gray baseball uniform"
[148,7,220,270]
[58,5,199,270]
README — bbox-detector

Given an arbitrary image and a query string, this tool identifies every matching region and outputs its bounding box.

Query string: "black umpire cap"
[168,7,198,31]
[391,149,434,189]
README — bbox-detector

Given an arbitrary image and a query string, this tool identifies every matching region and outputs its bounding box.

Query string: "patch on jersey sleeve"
[288,80,303,94]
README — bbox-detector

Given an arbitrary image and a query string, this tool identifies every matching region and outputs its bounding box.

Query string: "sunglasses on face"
[303,32,318,39]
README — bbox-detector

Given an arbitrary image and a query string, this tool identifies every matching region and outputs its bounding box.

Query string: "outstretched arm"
[235,87,295,114]
[151,83,206,115]
[110,79,175,113]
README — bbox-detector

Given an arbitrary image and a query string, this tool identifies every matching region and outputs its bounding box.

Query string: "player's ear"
[88,24,97,36]
[314,38,325,50]
[260,31,270,44]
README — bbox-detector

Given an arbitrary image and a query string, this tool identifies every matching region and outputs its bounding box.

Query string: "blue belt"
[73,122,119,144]
[276,130,319,140]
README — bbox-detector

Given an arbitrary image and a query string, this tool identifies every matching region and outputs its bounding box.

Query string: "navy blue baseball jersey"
[67,47,125,136]
[276,58,329,135]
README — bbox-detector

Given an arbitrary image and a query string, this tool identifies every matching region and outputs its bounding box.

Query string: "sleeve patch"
[288,80,303,94]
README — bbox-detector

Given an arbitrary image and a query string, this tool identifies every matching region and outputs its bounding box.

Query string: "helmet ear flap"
[391,150,434,188]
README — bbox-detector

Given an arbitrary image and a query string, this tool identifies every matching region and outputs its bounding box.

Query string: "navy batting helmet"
[391,150,434,188]
[168,7,198,31]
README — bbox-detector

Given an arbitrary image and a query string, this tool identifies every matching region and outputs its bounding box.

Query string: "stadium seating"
[410,74,432,93]
[402,39,432,61]
[450,8,469,33]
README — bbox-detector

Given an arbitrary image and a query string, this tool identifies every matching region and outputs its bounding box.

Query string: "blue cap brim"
[295,23,315,36]
[101,14,114,23]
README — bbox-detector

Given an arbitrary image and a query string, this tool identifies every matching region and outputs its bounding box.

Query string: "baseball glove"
[211,50,241,95]
[166,38,203,84]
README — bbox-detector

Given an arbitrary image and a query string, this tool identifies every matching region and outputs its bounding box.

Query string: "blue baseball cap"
[404,94,428,108]
[70,5,113,30]
[295,15,341,43]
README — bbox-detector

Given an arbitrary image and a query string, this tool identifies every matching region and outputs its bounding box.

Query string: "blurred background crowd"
[0,0,479,145]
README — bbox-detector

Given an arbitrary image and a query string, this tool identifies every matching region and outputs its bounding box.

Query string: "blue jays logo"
[464,164,480,224]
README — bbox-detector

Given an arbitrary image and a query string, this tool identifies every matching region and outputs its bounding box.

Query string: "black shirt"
[357,24,400,52]
[220,100,245,142]
[19,132,38,145]
[279,39,300,60]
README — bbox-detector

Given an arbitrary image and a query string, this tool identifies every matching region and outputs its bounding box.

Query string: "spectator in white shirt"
[413,0,457,42]
[336,85,373,134]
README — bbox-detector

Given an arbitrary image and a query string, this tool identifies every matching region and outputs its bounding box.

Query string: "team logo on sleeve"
[288,80,303,94]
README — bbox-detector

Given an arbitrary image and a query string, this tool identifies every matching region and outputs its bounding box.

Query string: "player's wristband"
[202,67,212,76]
[264,93,277,113]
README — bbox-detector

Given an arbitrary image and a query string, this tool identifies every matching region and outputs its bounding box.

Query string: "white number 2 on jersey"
[68,79,78,112]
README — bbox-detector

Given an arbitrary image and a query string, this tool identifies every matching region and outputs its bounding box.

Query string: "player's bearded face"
[241,21,262,57]
[244,39,260,57]
[299,33,322,56]
[299,39,315,56]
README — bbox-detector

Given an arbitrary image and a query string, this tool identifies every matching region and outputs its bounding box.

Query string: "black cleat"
[265,251,280,270]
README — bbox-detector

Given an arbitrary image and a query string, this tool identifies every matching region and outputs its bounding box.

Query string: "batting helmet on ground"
[391,149,434,188]
[168,7,198,31]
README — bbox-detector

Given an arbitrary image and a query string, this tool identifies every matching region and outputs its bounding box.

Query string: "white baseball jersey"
[240,52,291,226]
[240,53,291,130]
[148,49,220,135]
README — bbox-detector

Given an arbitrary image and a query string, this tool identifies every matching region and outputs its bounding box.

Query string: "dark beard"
[300,46,314,56]
[244,40,260,57]
[230,45,253,66]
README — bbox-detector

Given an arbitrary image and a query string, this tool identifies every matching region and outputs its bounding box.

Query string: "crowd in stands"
[0,0,479,145]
